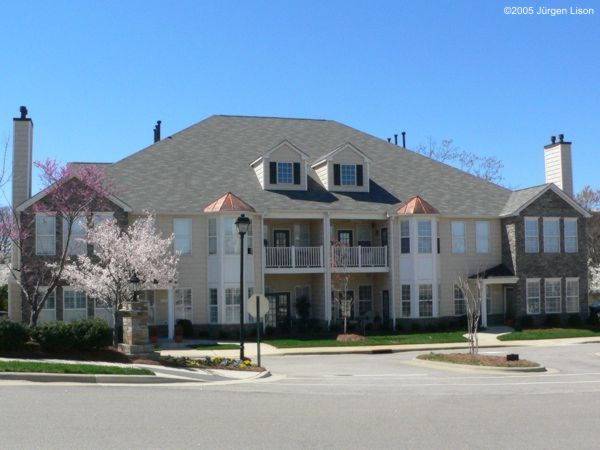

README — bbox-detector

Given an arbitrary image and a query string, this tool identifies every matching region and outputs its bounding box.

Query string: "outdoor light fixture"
[129,272,141,302]
[235,214,251,360]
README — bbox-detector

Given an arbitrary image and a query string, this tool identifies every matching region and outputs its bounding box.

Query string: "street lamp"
[235,214,251,360]
[129,272,141,303]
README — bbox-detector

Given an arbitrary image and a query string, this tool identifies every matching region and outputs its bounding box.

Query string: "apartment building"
[8,111,591,337]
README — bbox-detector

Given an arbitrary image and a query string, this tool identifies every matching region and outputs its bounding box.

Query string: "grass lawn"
[498,328,600,341]
[264,331,467,348]
[0,360,154,375]
[190,343,241,350]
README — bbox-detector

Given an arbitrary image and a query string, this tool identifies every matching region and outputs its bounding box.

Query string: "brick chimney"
[544,134,573,197]
[12,106,33,208]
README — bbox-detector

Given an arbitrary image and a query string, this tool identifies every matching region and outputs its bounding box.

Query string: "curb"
[276,343,515,356]
[410,358,547,373]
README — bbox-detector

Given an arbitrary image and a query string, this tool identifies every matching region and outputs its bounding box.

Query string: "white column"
[431,217,439,318]
[167,288,175,339]
[323,213,332,325]
[388,217,397,329]
[481,282,488,328]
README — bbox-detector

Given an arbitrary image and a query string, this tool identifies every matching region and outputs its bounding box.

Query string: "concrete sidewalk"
[160,327,600,358]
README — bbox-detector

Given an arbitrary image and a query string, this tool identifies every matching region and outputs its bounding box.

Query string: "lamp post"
[235,214,251,360]
[129,272,140,303]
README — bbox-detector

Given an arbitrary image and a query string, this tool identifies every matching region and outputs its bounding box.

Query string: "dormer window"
[250,140,309,191]
[270,161,300,185]
[312,143,370,192]
[334,164,364,186]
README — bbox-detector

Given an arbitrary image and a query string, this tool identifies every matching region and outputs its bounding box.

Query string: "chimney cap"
[14,105,32,122]
[551,136,556,144]
[545,133,571,149]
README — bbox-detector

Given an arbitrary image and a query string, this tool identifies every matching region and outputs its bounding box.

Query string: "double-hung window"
[524,217,539,253]
[418,284,433,317]
[223,218,239,255]
[63,289,87,322]
[526,279,540,314]
[400,220,410,254]
[36,213,56,256]
[454,285,466,316]
[401,284,411,317]
[209,288,219,324]
[476,221,489,253]
[175,288,192,320]
[277,162,293,184]
[544,279,561,313]
[225,288,240,323]
[37,289,56,323]
[417,220,432,254]
[543,218,560,253]
[451,221,465,253]
[566,279,579,313]
[208,218,217,255]
[358,285,372,316]
[64,216,87,256]
[340,164,356,186]
[174,218,192,255]
[564,219,578,253]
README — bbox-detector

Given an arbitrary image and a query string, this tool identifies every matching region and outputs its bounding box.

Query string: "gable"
[520,188,587,218]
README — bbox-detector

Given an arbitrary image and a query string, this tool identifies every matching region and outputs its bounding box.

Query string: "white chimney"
[544,134,573,197]
[12,106,33,208]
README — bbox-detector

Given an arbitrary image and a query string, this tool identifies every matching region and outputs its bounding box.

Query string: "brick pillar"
[118,301,153,354]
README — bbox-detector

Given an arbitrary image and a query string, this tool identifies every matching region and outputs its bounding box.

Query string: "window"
[91,212,113,254]
[418,284,433,317]
[417,220,432,254]
[526,279,540,314]
[174,218,192,255]
[295,285,310,303]
[225,288,240,324]
[476,221,489,253]
[340,164,356,185]
[358,285,372,316]
[175,288,192,320]
[223,218,239,255]
[564,219,578,253]
[277,162,293,184]
[545,279,561,313]
[247,223,253,255]
[454,285,466,316]
[36,213,56,255]
[524,217,539,253]
[293,224,310,247]
[63,290,87,322]
[400,220,410,254]
[64,216,87,255]
[209,288,218,324]
[451,221,465,253]
[566,278,579,313]
[543,218,560,253]
[37,289,56,323]
[401,284,411,317]
[208,218,217,255]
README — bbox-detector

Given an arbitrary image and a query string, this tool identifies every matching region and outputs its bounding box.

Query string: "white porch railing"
[265,246,323,269]
[331,246,388,268]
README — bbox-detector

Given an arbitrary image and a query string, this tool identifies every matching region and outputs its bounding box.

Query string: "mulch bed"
[336,333,367,342]
[418,352,540,368]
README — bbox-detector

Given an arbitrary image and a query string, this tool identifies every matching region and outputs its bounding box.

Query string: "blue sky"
[1,0,598,197]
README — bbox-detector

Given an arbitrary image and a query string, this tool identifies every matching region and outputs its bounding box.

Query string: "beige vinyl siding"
[253,162,265,189]
[314,162,329,189]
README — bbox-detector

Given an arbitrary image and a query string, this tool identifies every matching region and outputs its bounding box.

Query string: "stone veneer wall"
[501,189,588,321]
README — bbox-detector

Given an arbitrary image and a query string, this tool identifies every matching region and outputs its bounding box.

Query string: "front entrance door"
[274,230,290,247]
[266,293,291,328]
[504,286,516,323]
[337,230,353,246]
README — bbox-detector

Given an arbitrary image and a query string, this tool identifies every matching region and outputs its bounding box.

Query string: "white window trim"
[476,221,490,254]
[400,284,411,318]
[451,221,466,254]
[208,287,219,324]
[340,164,357,186]
[417,220,432,254]
[418,284,433,318]
[453,284,466,316]
[565,277,580,313]
[173,218,193,256]
[35,213,56,256]
[276,161,294,184]
[526,278,541,315]
[543,217,560,253]
[544,278,562,314]
[524,217,539,253]
[564,218,578,253]
[224,287,241,324]
[174,287,193,321]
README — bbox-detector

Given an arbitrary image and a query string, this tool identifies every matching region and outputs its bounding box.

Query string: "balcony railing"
[331,246,388,268]
[265,246,323,269]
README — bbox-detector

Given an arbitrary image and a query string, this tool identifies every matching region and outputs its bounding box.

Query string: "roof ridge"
[215,114,331,122]
[509,183,550,193]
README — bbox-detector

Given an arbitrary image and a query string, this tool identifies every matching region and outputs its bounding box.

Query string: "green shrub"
[0,320,29,351]
[33,319,112,352]
[176,319,194,338]
[567,314,582,327]
[544,314,560,328]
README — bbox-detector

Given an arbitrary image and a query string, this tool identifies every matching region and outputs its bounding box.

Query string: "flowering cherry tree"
[0,160,116,325]
[62,212,179,345]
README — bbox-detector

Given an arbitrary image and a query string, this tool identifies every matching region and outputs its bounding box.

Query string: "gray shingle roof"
[500,184,550,216]
[99,115,523,216]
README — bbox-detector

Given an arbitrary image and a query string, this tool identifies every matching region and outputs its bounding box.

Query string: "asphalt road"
[2,343,600,449]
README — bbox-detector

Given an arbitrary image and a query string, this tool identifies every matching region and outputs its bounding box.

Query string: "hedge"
[0,320,30,351]
[32,318,112,352]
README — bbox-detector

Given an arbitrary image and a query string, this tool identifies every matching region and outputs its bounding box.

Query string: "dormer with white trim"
[311,143,371,193]
[250,140,309,191]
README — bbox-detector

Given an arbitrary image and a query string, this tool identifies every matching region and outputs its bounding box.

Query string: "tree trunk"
[112,307,119,348]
